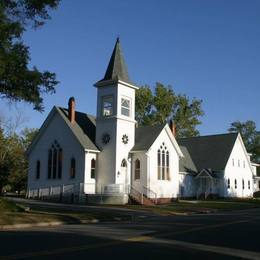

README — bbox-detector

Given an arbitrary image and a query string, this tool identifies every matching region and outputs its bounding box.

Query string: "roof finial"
[116,35,120,43]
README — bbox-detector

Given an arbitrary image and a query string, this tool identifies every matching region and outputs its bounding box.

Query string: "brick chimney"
[169,120,176,137]
[68,97,75,124]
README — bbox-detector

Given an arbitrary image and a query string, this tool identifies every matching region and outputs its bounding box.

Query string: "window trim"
[91,158,96,179]
[157,143,170,181]
[134,159,141,180]
[47,141,62,180]
[121,97,131,117]
[102,95,114,117]
[36,160,40,179]
[70,157,76,179]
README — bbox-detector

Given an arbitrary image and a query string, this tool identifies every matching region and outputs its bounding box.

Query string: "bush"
[253,191,260,198]
[0,197,24,212]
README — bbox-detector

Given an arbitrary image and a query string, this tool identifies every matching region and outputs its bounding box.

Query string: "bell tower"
[94,38,138,193]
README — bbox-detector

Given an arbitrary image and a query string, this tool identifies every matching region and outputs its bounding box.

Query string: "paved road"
[1,199,260,259]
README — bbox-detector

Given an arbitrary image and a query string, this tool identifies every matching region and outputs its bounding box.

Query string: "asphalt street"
[1,199,260,259]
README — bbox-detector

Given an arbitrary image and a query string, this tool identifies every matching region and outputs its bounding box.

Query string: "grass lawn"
[0,197,131,226]
[1,197,260,226]
[124,199,260,215]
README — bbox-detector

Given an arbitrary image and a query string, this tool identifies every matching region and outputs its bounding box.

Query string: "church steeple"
[96,38,131,85]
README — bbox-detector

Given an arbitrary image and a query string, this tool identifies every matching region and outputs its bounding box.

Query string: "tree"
[228,120,260,164]
[0,0,60,111]
[135,85,154,125]
[173,94,204,137]
[135,82,204,138]
[0,127,9,193]
[7,128,38,193]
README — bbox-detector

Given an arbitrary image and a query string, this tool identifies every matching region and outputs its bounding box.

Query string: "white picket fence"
[27,182,128,202]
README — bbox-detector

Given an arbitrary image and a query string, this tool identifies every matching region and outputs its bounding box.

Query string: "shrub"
[0,197,24,212]
[253,191,260,198]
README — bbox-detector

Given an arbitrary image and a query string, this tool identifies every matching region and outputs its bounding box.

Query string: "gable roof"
[131,124,165,152]
[177,133,238,172]
[96,38,131,85]
[57,107,99,151]
[27,107,99,155]
[131,124,183,157]
[179,145,197,173]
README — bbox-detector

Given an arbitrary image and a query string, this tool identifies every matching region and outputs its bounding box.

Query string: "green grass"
[1,197,260,226]
[0,197,24,213]
[0,197,131,226]
[124,199,260,215]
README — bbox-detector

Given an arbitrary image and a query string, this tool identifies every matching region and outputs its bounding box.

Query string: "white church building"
[27,39,259,204]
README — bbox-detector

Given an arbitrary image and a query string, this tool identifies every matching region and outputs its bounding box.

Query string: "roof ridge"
[177,132,238,140]
[58,106,96,118]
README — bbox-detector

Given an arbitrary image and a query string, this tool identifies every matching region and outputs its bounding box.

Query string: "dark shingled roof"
[97,38,131,84]
[57,107,99,151]
[179,146,197,173]
[131,125,165,152]
[177,133,238,172]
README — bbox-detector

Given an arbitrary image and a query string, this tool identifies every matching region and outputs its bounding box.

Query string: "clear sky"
[1,0,259,135]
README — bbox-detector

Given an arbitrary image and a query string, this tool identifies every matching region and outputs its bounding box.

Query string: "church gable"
[178,133,238,172]
[28,105,99,156]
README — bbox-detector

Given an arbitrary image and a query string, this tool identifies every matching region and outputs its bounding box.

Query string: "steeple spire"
[96,38,131,85]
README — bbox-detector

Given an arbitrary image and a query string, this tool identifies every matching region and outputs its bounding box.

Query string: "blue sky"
[1,0,259,135]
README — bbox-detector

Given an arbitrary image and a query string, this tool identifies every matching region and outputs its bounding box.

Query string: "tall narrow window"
[70,158,76,179]
[36,160,40,179]
[235,179,237,189]
[48,149,52,179]
[58,148,63,179]
[243,161,245,168]
[162,150,165,180]
[53,148,57,179]
[102,96,113,116]
[227,179,230,189]
[48,141,62,180]
[232,159,234,166]
[134,159,141,180]
[157,150,161,180]
[121,98,130,117]
[242,179,245,190]
[248,180,251,190]
[238,160,240,167]
[121,159,127,167]
[157,143,170,180]
[166,151,170,180]
[91,159,96,179]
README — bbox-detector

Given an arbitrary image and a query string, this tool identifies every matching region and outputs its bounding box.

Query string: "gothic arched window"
[227,178,230,189]
[157,143,170,180]
[91,159,96,179]
[121,159,127,167]
[47,140,63,179]
[36,160,40,179]
[70,157,76,179]
[134,159,140,180]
